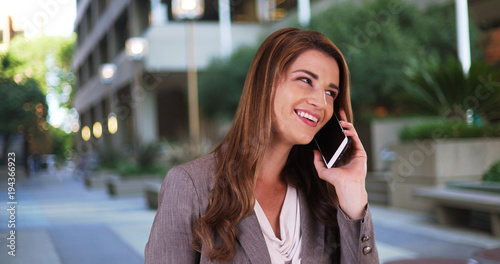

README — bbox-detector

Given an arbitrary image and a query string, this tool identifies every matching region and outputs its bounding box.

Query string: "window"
[13,30,24,39]
[0,30,4,43]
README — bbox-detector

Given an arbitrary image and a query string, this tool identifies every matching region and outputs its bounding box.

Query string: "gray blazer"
[145,153,379,263]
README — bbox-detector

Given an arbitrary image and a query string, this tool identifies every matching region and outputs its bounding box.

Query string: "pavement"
[0,167,499,264]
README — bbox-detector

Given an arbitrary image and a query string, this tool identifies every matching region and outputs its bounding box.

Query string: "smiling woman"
[146,28,379,264]
[273,49,339,146]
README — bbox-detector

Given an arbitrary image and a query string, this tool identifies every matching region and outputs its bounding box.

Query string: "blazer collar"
[236,211,272,264]
[235,190,325,264]
[298,190,327,263]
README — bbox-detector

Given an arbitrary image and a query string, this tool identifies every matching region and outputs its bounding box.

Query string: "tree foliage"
[402,57,500,123]
[1,34,76,161]
[198,0,484,120]
[0,72,47,162]
[7,34,76,93]
[198,45,257,120]
[0,78,47,136]
[306,0,483,115]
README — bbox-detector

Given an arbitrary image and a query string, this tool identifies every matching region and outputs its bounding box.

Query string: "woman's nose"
[307,88,327,109]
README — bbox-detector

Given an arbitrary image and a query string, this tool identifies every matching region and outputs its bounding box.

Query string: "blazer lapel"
[298,190,327,263]
[236,211,272,264]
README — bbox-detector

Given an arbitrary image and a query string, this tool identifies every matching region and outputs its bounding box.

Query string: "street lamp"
[93,122,103,138]
[82,126,91,141]
[125,38,149,61]
[172,0,204,20]
[100,63,116,84]
[108,113,118,134]
[125,37,148,145]
[172,0,204,147]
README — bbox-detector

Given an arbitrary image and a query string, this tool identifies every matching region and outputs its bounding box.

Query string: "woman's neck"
[256,140,292,185]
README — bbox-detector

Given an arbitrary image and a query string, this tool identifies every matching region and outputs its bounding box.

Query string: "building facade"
[72,0,500,155]
[0,16,31,53]
[71,0,313,154]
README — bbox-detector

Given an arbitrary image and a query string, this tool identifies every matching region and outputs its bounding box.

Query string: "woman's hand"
[313,108,368,220]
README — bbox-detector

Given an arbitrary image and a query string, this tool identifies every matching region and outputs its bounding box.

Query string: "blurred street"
[1,166,500,264]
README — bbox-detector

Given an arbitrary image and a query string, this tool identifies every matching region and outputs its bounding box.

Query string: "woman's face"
[272,49,340,147]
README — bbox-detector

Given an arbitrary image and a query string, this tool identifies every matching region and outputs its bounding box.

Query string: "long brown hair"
[192,27,352,262]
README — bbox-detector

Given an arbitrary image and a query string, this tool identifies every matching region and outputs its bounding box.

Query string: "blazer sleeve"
[337,205,379,264]
[145,166,202,263]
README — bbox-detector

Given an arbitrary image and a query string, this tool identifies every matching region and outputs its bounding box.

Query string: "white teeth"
[297,111,318,123]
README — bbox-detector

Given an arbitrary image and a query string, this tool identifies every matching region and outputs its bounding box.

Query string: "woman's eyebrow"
[293,69,339,90]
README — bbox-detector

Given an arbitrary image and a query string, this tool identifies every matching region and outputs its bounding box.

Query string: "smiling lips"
[296,110,320,127]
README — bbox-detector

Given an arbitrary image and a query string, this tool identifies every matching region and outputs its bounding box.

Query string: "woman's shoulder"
[165,152,217,191]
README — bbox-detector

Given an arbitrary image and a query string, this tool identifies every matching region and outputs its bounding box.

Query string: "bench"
[414,187,500,237]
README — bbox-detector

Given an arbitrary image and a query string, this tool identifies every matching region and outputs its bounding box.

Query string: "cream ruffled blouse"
[254,185,302,264]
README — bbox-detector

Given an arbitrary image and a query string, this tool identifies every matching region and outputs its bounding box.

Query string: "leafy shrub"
[97,149,124,170]
[136,142,161,168]
[399,121,500,141]
[101,142,167,177]
[483,160,500,182]
[402,57,500,123]
[115,161,166,177]
[160,139,215,169]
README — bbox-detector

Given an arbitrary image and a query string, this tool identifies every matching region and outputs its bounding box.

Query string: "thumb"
[313,150,327,174]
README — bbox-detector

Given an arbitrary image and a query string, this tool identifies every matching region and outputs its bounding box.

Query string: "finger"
[338,108,348,122]
[343,127,367,154]
[340,120,354,131]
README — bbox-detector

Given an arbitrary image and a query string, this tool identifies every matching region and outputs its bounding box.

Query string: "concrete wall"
[370,117,440,171]
[388,138,500,211]
[144,22,263,72]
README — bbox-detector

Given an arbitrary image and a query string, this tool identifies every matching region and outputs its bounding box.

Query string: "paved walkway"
[0,167,499,264]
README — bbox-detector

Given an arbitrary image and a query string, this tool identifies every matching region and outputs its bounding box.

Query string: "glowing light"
[125,38,148,61]
[108,113,118,134]
[172,0,204,20]
[71,122,80,133]
[100,63,116,84]
[181,0,196,10]
[93,122,102,138]
[82,126,91,141]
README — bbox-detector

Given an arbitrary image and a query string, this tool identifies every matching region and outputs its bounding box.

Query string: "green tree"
[0,34,76,163]
[307,0,483,115]
[199,45,257,120]
[7,34,76,93]
[0,66,47,163]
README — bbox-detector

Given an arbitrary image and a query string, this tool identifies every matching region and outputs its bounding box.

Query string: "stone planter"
[85,171,118,189]
[388,138,500,211]
[106,175,162,197]
[447,181,500,193]
[144,182,162,210]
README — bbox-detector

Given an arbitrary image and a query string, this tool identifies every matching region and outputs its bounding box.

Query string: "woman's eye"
[326,90,337,98]
[299,77,312,85]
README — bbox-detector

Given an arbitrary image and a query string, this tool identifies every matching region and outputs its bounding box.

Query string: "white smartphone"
[313,114,351,168]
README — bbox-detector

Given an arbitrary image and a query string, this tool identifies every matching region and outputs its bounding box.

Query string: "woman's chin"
[294,135,315,146]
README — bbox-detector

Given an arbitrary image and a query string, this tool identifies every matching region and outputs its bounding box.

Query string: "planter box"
[85,171,118,189]
[388,138,500,211]
[370,117,440,171]
[144,182,162,210]
[107,175,162,197]
[447,181,500,194]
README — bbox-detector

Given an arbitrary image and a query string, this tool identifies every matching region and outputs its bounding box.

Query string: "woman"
[145,27,379,264]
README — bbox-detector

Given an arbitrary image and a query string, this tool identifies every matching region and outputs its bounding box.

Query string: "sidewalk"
[1,167,499,264]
